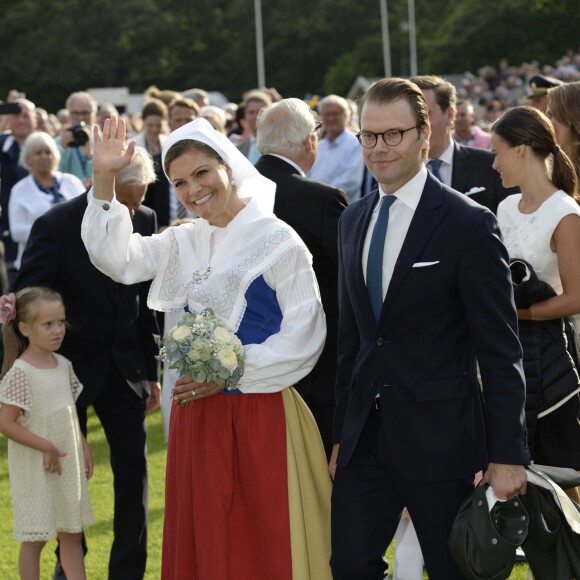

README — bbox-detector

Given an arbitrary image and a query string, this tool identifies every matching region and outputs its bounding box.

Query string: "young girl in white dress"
[0,287,94,580]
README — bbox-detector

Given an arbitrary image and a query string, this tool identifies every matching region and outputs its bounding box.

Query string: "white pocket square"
[412,261,440,268]
[465,186,486,196]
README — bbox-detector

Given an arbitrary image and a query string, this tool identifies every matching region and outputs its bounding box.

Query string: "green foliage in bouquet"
[157,309,245,390]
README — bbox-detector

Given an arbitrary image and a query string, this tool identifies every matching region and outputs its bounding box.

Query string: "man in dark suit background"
[411,75,516,214]
[255,97,348,458]
[15,147,160,580]
[329,78,529,579]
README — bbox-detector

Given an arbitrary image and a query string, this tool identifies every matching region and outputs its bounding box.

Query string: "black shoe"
[53,562,67,580]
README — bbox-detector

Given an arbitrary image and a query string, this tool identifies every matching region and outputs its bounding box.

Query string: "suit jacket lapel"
[451,143,470,194]
[380,175,447,322]
[351,191,378,325]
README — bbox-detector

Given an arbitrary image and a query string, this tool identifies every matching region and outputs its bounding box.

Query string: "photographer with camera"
[0,95,37,289]
[56,91,96,188]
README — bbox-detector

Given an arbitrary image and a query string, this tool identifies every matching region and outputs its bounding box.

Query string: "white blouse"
[9,172,85,269]
[81,195,327,394]
[498,190,580,295]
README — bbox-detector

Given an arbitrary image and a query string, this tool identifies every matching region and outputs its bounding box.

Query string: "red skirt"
[162,391,292,580]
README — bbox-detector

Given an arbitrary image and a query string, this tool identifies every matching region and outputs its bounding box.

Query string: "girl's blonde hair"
[1,287,64,378]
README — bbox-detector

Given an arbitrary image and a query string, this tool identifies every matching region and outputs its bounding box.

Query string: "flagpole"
[255,0,266,87]
[408,0,417,76]
[379,0,392,77]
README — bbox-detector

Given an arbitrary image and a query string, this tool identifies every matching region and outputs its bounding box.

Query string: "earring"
[229,176,235,187]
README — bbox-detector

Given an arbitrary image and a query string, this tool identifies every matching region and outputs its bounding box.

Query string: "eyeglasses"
[313,121,323,133]
[356,126,419,148]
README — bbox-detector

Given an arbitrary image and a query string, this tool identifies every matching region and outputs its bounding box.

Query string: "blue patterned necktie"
[367,195,397,321]
[428,159,444,183]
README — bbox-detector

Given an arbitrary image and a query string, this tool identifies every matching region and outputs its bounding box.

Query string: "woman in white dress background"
[493,106,580,471]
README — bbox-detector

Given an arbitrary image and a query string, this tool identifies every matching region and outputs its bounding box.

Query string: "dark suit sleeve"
[457,209,529,465]
[333,215,360,444]
[322,188,348,268]
[136,209,160,382]
[15,215,61,291]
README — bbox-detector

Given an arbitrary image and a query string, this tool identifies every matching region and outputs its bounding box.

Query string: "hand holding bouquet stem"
[157,309,246,406]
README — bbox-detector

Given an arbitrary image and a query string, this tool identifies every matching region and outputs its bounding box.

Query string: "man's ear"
[447,105,456,127]
[305,133,316,153]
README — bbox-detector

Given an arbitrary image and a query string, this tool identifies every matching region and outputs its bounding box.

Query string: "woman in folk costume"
[81,116,332,580]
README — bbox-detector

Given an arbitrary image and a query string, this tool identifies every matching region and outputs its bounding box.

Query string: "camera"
[68,122,90,147]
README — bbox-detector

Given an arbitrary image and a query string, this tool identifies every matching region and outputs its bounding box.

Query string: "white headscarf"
[161,117,276,214]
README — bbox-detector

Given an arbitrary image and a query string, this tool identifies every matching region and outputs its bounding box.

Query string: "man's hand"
[329,443,340,480]
[146,381,161,413]
[93,116,135,177]
[482,463,527,499]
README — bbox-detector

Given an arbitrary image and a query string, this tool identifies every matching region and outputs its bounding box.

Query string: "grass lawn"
[0,406,529,579]
[0,406,166,579]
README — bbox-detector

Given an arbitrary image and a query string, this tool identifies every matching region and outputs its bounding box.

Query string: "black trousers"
[331,404,473,580]
[77,364,148,580]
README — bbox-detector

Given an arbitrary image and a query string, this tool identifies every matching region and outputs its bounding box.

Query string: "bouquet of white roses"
[157,309,245,390]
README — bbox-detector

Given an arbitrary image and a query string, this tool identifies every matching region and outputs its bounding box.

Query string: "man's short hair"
[410,75,457,112]
[319,94,350,116]
[361,78,430,130]
[168,97,200,118]
[141,98,168,121]
[65,91,98,113]
[243,91,272,110]
[116,146,156,186]
[256,98,315,156]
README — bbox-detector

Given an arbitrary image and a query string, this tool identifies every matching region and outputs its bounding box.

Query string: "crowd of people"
[0,48,579,580]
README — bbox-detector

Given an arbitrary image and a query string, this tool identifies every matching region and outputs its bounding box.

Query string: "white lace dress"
[0,354,94,541]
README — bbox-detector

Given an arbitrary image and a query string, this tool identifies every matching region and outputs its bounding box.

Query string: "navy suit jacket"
[451,142,517,213]
[15,193,160,407]
[334,172,530,481]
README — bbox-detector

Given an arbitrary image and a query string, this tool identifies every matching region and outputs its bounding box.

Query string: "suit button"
[376,338,384,346]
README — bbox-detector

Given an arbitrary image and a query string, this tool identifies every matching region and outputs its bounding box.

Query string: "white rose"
[216,349,238,373]
[171,325,191,341]
[213,327,232,343]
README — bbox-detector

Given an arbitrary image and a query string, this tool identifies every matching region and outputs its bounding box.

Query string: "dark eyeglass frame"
[313,121,323,133]
[356,125,420,148]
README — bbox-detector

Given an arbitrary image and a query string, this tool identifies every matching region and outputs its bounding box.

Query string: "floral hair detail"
[0,293,17,325]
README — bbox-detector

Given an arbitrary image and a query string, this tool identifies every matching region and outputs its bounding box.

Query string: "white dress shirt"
[362,166,428,300]
[428,141,454,187]
[308,130,364,202]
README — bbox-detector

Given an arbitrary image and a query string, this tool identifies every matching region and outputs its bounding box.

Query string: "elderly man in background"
[15,146,161,580]
[308,94,365,203]
[0,97,37,287]
[255,98,348,457]
[57,91,97,187]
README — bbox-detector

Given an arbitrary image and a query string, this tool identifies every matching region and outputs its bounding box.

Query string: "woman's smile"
[194,191,214,206]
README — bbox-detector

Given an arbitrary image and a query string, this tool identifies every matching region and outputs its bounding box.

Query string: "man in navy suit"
[15,147,160,580]
[329,78,529,579]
